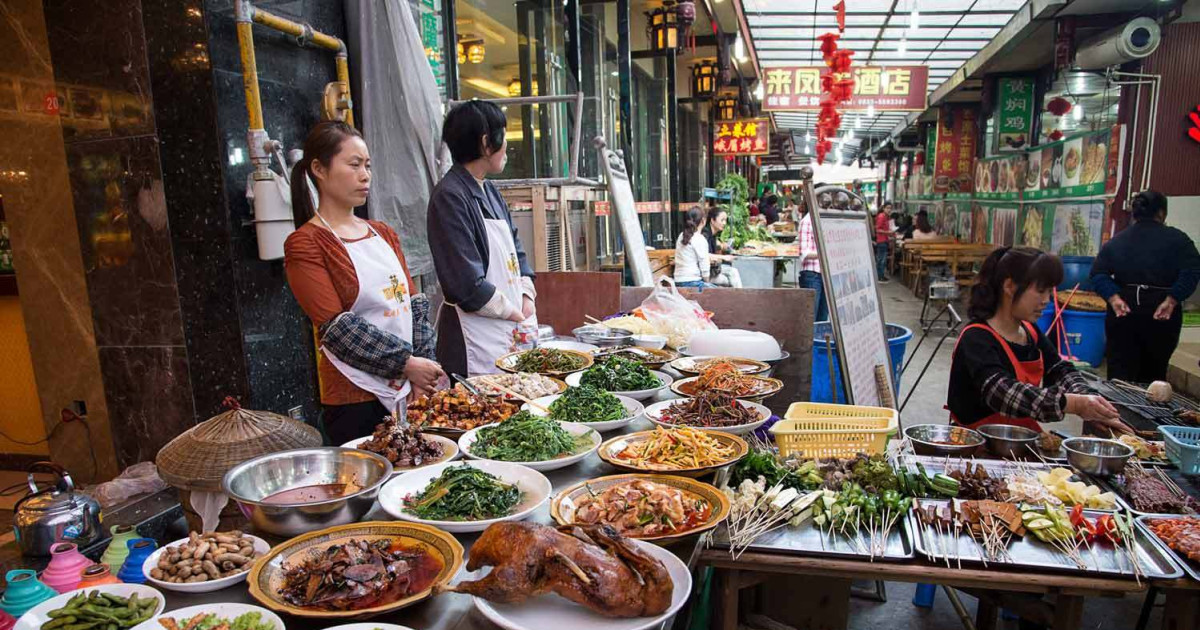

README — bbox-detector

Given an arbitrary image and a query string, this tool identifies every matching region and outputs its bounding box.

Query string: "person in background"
[284,121,442,445]
[948,247,1130,434]
[899,214,915,240]
[703,206,742,288]
[888,212,900,233]
[874,202,893,282]
[674,206,717,289]
[759,194,780,225]
[797,200,828,321]
[911,210,938,241]
[747,196,760,217]
[1090,190,1200,382]
[428,100,537,378]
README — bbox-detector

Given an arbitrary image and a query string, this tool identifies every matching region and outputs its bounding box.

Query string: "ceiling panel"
[743,0,1027,163]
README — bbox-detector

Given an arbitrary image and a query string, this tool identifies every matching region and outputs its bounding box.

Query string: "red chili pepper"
[1069,504,1085,528]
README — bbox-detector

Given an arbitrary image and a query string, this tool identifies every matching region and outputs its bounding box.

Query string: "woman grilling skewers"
[946,247,1131,435]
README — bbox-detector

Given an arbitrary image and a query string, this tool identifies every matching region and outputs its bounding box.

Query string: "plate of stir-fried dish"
[598,427,748,477]
[551,474,730,542]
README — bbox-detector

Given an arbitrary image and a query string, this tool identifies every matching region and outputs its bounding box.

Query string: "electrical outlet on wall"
[288,405,304,422]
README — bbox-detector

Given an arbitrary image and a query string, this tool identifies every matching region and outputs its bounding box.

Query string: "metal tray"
[1038,431,1174,468]
[909,498,1181,579]
[1135,514,1200,582]
[1090,473,1199,518]
[709,516,915,561]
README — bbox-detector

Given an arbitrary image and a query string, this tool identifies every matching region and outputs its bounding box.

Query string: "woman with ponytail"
[673,207,716,289]
[946,246,1130,434]
[284,121,443,445]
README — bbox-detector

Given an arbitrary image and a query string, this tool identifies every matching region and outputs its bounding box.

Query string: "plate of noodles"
[669,355,770,376]
[597,426,748,477]
[669,360,783,402]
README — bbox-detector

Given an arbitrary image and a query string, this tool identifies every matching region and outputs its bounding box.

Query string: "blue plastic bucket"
[1036,302,1056,335]
[1060,308,1106,367]
[1059,256,1095,292]
[811,322,913,403]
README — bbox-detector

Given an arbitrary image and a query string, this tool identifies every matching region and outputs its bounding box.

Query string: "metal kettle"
[14,462,102,556]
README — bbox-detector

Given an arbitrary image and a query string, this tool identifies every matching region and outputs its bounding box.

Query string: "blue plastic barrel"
[1059,256,1095,292]
[811,322,913,403]
[1060,308,1106,367]
[1036,302,1056,335]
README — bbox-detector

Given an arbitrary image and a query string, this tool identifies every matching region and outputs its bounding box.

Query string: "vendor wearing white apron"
[428,101,538,377]
[284,121,443,446]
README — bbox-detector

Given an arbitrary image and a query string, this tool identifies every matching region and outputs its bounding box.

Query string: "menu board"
[973,153,1027,201]
[933,106,978,194]
[985,205,1019,247]
[996,77,1035,152]
[1024,127,1124,200]
[808,205,895,409]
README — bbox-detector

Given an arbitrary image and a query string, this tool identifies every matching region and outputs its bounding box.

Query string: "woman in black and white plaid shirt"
[946,247,1131,435]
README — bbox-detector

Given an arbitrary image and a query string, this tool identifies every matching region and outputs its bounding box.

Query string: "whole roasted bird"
[449,522,673,617]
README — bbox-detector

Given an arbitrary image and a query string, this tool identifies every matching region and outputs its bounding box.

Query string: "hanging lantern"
[649,5,679,51]
[692,60,718,98]
[716,94,738,121]
[456,42,466,65]
[508,77,521,97]
[466,41,485,64]
[1046,96,1072,117]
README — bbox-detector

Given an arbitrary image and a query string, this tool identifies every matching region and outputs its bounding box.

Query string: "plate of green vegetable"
[20,585,166,630]
[523,385,644,432]
[130,603,283,630]
[378,461,551,533]
[458,412,601,472]
[496,348,593,376]
[565,357,672,401]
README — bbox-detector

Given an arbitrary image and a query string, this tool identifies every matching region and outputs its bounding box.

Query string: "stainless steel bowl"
[977,424,1040,459]
[904,424,985,456]
[1063,437,1134,476]
[573,325,634,348]
[222,447,392,537]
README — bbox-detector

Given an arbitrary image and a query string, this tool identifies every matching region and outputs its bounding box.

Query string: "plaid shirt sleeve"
[318,312,413,379]
[980,373,1069,423]
[411,293,437,360]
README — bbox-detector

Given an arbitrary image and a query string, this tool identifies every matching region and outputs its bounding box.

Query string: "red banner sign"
[593,201,665,217]
[761,66,928,112]
[713,118,770,156]
[934,105,979,194]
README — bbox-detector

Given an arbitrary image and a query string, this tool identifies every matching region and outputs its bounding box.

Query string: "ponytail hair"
[680,206,705,247]
[1131,189,1167,221]
[968,246,1064,320]
[289,121,363,228]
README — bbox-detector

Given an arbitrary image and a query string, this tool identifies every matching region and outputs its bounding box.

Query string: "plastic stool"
[912,583,936,608]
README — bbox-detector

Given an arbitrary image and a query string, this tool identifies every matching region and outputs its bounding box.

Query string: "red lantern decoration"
[830,50,855,74]
[1046,96,1072,117]
[1048,130,1064,141]
[813,1,852,164]
[818,33,840,60]
[1189,105,1200,144]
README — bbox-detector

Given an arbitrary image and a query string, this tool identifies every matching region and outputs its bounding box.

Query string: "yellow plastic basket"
[770,402,898,459]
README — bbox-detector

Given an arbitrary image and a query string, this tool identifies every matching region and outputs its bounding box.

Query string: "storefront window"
[410,0,447,98]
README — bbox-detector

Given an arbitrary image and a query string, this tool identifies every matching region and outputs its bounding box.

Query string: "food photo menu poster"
[819,217,892,408]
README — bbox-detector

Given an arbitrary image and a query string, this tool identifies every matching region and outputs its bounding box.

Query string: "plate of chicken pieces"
[447,521,691,630]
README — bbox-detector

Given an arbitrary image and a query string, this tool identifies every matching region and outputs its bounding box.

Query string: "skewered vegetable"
[728,449,824,492]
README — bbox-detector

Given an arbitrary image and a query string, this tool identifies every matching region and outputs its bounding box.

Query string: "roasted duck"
[450,522,673,618]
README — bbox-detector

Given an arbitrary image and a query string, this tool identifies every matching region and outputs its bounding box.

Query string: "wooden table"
[698,548,1200,630]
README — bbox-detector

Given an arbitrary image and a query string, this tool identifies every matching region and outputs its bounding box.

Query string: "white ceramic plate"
[643,398,771,436]
[131,602,284,630]
[564,370,673,402]
[540,340,600,353]
[141,534,270,593]
[522,393,644,432]
[341,433,461,475]
[458,421,601,472]
[377,460,551,533]
[17,584,165,630]
[467,540,692,630]
[325,625,416,630]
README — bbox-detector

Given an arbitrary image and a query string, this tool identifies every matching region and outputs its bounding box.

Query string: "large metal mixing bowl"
[1063,438,1133,476]
[222,447,392,537]
[977,424,1040,459]
[904,424,985,456]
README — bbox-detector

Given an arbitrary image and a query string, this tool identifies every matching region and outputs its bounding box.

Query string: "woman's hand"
[1065,393,1132,434]
[521,295,536,321]
[404,357,444,398]
[1154,296,1178,321]
[1108,295,1131,317]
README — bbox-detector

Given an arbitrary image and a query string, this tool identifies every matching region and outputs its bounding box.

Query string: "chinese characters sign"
[933,106,978,194]
[996,77,1034,151]
[713,118,770,156]
[762,66,928,112]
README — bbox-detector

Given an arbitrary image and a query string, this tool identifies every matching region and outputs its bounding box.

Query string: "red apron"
[949,321,1045,433]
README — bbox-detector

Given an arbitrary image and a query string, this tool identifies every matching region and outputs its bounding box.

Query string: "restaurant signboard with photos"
[1023,127,1124,200]
[762,66,928,112]
[713,118,770,156]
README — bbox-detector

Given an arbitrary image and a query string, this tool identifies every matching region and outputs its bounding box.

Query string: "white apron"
[316,215,413,411]
[457,215,538,375]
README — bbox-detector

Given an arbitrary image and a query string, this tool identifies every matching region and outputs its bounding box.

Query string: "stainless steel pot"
[14,463,102,556]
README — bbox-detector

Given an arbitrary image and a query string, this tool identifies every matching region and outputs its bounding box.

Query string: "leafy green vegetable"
[729,448,824,491]
[513,348,587,372]
[579,356,660,391]
[716,173,773,248]
[850,454,900,493]
[548,385,627,424]
[470,411,589,461]
[184,612,275,630]
[404,464,521,521]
